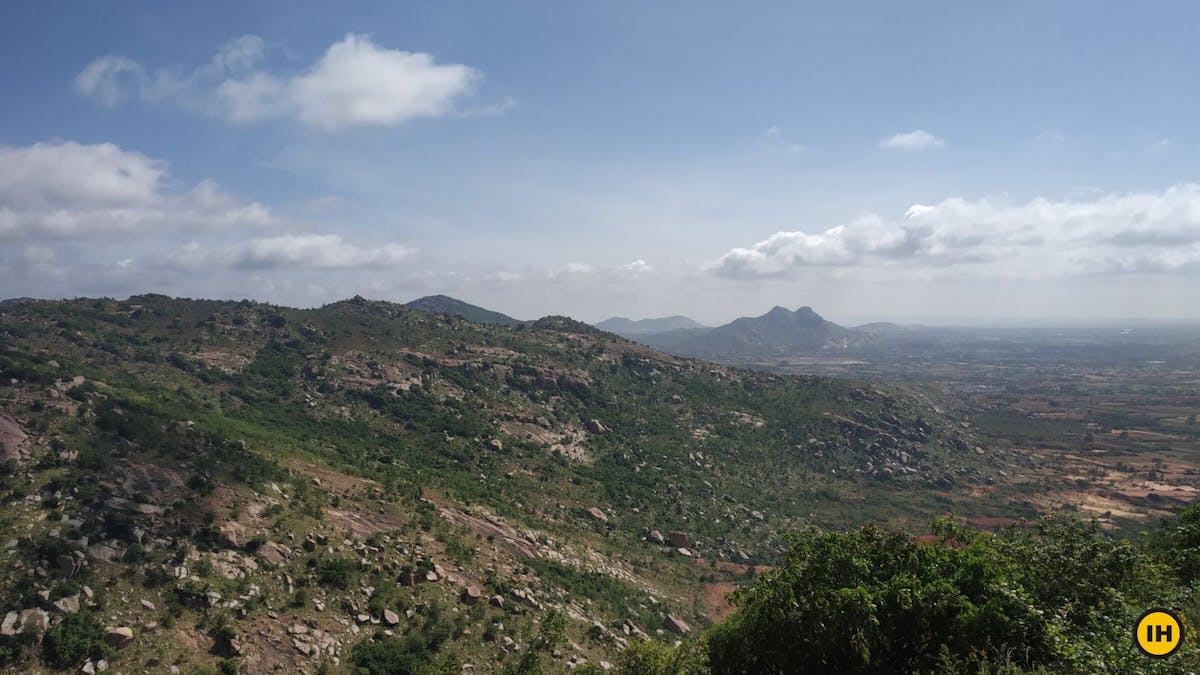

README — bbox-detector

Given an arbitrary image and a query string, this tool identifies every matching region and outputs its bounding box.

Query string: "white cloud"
[75,56,143,106]
[0,141,276,240]
[617,259,651,276]
[228,234,412,269]
[78,33,481,130]
[164,235,412,271]
[76,36,266,109]
[880,129,945,151]
[713,184,1200,279]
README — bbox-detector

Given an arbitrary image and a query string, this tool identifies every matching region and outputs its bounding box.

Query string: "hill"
[0,296,1010,673]
[594,316,709,336]
[405,294,522,326]
[669,305,871,361]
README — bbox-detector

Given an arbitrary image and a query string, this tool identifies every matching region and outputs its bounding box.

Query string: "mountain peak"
[405,295,521,326]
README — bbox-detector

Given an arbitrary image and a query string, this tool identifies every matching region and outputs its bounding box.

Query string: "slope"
[0,295,1009,673]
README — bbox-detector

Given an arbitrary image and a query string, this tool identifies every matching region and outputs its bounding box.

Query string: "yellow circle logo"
[1135,608,1183,658]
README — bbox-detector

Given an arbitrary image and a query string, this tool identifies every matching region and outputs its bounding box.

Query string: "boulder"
[663,613,691,636]
[461,586,482,605]
[258,541,291,566]
[18,609,49,638]
[55,554,81,577]
[488,595,504,609]
[585,419,609,434]
[0,611,18,638]
[647,530,665,545]
[383,609,400,626]
[218,521,245,549]
[86,544,118,562]
[54,595,81,614]
[587,507,608,523]
[667,531,692,548]
[104,626,134,649]
[486,438,504,452]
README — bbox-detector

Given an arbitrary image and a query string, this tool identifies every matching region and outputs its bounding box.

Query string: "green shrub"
[350,634,433,675]
[618,639,708,675]
[41,612,107,670]
[318,557,359,589]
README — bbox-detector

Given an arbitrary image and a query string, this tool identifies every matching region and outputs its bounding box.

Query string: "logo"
[1134,608,1183,658]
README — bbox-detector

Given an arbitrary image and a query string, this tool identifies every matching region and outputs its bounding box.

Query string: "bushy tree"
[705,517,1194,674]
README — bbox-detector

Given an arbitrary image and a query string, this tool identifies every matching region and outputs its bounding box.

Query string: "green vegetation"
[654,511,1200,674]
[40,612,108,670]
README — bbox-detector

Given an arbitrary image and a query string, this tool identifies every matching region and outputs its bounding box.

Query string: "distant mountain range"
[405,294,522,326]
[596,305,875,361]
[594,315,709,335]
[405,295,909,363]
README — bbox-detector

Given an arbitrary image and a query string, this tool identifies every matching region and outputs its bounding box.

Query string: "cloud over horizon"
[713,184,1200,280]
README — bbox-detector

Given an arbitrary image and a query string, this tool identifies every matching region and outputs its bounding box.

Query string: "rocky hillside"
[0,295,1008,673]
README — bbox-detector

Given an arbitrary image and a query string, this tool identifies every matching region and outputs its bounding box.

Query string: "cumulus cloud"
[880,129,945,151]
[0,141,276,240]
[77,33,481,129]
[713,184,1200,279]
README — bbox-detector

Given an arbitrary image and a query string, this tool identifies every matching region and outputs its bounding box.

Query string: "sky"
[2,1,1199,326]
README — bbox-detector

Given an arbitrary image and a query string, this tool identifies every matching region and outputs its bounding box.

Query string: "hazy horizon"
[3,3,1199,325]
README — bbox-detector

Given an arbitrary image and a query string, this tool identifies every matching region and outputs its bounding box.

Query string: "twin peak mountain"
[404,295,877,362]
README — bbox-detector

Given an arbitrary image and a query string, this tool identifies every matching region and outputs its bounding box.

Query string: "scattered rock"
[55,554,81,577]
[258,541,291,566]
[663,613,691,636]
[53,595,80,614]
[16,609,49,638]
[103,626,134,649]
[667,531,692,548]
[0,611,19,638]
[218,521,245,549]
[86,544,118,562]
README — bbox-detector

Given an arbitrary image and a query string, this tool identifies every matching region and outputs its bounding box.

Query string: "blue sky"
[2,2,1198,324]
